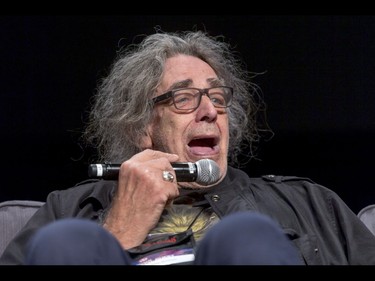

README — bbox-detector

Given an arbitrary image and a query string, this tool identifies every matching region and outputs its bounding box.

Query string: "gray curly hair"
[83,29,269,167]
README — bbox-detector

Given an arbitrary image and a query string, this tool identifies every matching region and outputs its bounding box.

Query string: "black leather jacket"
[1,166,375,265]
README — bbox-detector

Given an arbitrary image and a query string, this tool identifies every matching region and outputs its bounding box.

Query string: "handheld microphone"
[88,158,220,185]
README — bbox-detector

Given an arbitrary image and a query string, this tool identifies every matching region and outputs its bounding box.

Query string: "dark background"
[1,15,374,215]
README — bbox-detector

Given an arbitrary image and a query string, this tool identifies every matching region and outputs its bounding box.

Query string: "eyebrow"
[167,78,223,91]
[168,79,192,91]
[207,78,224,87]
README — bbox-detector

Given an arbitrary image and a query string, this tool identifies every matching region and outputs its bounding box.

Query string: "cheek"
[219,118,230,149]
[150,113,183,147]
[153,128,178,152]
[161,119,181,141]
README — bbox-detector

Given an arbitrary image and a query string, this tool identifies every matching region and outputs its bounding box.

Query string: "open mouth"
[188,137,219,155]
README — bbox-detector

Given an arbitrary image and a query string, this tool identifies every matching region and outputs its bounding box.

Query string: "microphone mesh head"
[196,159,220,185]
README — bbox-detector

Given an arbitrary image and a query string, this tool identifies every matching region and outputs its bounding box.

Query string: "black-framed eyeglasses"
[152,86,233,111]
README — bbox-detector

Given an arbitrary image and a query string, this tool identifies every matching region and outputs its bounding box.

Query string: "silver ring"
[162,171,174,182]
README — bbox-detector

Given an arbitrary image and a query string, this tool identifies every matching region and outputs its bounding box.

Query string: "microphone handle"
[170,162,197,182]
[88,163,120,180]
[88,162,198,182]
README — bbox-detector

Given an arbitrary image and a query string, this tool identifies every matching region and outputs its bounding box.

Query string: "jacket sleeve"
[292,178,375,264]
[258,175,375,264]
[329,191,375,264]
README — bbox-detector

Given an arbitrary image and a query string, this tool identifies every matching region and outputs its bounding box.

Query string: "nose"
[195,94,218,122]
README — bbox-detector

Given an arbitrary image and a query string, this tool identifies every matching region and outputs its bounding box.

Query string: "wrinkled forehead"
[159,55,221,90]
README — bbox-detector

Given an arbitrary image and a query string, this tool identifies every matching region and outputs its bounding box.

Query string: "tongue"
[189,146,215,155]
[188,139,216,155]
